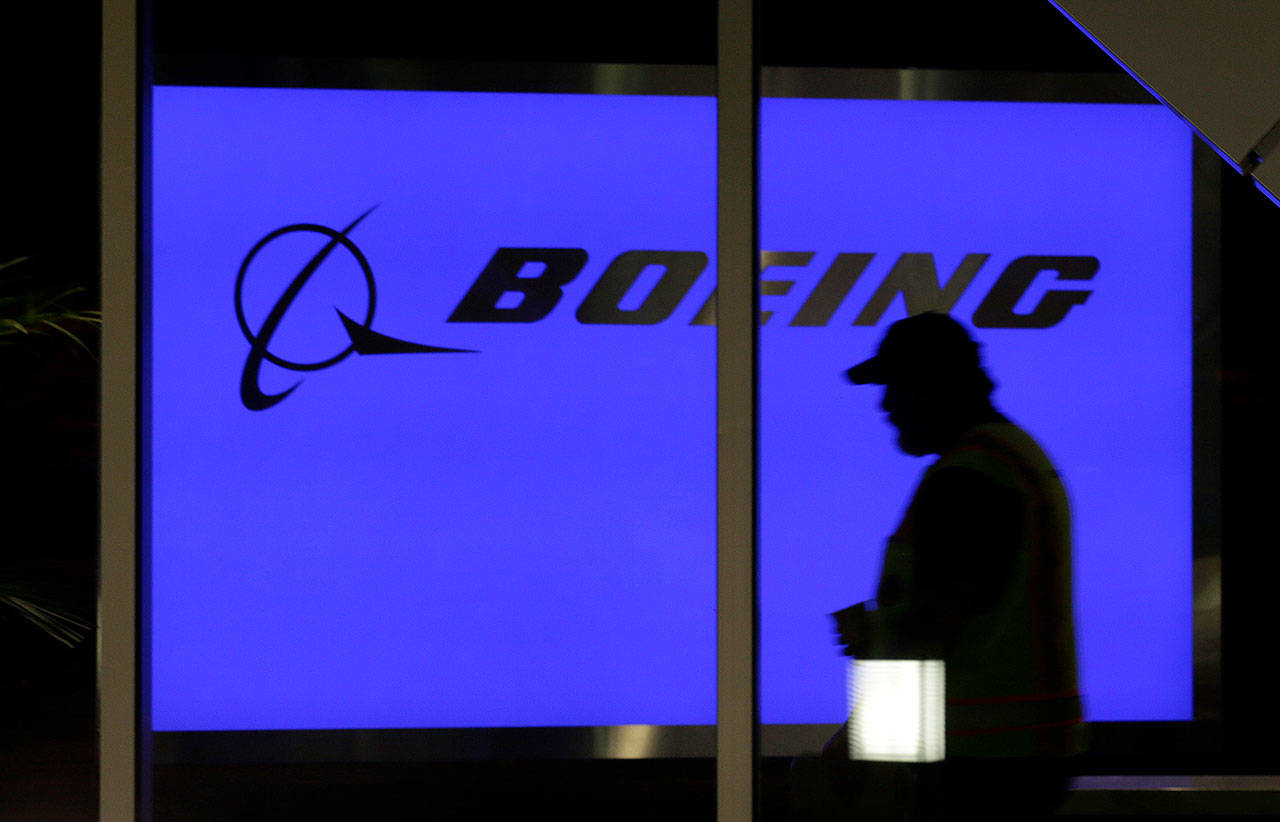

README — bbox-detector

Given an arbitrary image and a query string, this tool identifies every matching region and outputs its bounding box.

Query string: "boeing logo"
[237,211,1098,410]
[449,249,1097,328]
[234,207,474,411]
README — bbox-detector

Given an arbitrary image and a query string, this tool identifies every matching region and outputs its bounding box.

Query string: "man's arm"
[901,465,1024,653]
[832,466,1024,658]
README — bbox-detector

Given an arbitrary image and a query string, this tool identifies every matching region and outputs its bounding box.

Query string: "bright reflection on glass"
[592,725,661,759]
[848,659,945,763]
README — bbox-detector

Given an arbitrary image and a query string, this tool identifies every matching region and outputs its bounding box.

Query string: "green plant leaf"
[0,255,32,273]
[0,586,91,648]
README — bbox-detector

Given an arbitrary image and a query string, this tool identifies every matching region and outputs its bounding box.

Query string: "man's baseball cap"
[846,312,983,385]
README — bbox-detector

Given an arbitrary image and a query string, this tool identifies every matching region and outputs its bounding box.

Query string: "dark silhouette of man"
[825,312,1085,820]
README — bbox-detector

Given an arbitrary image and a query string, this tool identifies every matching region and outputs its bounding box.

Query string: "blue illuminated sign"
[150,87,1191,730]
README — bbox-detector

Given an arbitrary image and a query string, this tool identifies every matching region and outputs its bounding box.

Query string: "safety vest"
[867,421,1086,758]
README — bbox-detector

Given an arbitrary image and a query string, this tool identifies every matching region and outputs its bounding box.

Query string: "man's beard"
[895,427,933,457]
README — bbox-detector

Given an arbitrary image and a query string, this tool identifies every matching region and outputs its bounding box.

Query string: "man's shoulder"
[916,462,1023,517]
[931,420,1063,496]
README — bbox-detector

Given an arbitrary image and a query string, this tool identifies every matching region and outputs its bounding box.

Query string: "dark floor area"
[153,759,723,821]
[0,663,96,821]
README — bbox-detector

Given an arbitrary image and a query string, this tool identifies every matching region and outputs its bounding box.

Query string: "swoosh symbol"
[236,207,473,411]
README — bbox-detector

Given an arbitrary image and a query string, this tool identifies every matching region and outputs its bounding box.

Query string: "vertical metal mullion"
[101,0,140,818]
[717,0,760,820]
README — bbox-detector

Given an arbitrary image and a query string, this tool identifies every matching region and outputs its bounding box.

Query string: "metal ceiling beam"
[1049,0,1280,205]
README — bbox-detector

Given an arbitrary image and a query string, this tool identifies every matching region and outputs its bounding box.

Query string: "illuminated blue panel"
[150,87,1191,730]
[758,98,1191,724]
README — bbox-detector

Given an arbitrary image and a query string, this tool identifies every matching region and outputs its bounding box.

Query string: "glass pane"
[145,2,719,817]
[759,6,1203,819]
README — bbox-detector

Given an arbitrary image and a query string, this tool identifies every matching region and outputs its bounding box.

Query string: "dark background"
[2,1,1277,818]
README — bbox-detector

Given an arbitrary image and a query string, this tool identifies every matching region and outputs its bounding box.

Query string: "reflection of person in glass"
[831,312,1085,819]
